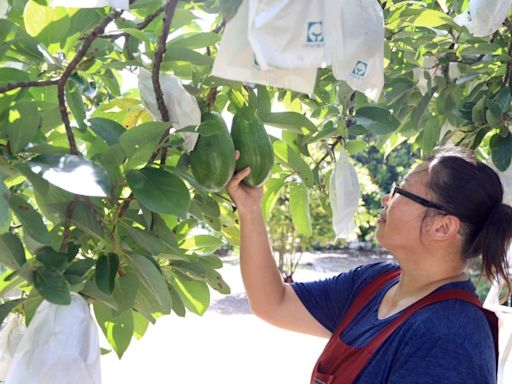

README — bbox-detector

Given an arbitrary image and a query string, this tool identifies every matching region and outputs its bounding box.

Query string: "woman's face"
[375,163,433,254]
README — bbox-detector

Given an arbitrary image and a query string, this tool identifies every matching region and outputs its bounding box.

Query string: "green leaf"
[345,140,367,155]
[204,267,230,294]
[113,270,139,312]
[289,181,312,236]
[65,258,95,277]
[170,260,207,280]
[412,9,457,28]
[95,253,120,296]
[0,178,10,230]
[71,201,104,239]
[262,112,316,133]
[94,301,134,359]
[273,141,315,187]
[421,117,441,156]
[36,247,68,270]
[23,1,68,37]
[354,106,400,135]
[132,310,149,340]
[81,280,119,311]
[89,118,126,146]
[262,177,284,219]
[181,235,223,253]
[165,46,214,66]
[0,233,26,270]
[219,0,243,21]
[119,122,169,155]
[491,134,512,171]
[0,68,31,85]
[168,32,220,49]
[7,101,41,154]
[126,254,171,314]
[32,265,71,305]
[28,154,112,197]
[459,43,501,56]
[66,85,87,130]
[9,194,50,245]
[123,225,163,256]
[170,272,210,315]
[126,167,190,217]
[119,28,151,45]
[0,299,23,326]
[411,88,435,128]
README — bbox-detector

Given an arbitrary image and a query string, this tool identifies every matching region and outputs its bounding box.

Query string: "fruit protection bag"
[324,0,385,101]
[247,0,326,70]
[211,0,317,94]
[455,0,512,37]
[138,68,200,153]
[329,149,360,238]
[5,294,101,384]
[51,0,129,9]
[0,315,25,381]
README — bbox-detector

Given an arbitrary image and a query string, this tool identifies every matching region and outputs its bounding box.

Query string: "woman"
[227,146,511,383]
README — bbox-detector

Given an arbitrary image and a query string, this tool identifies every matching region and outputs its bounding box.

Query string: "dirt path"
[101,252,393,384]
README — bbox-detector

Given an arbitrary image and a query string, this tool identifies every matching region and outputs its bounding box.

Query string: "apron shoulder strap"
[335,267,401,335]
[365,288,499,371]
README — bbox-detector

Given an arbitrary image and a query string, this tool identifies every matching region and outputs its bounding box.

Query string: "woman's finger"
[227,167,251,191]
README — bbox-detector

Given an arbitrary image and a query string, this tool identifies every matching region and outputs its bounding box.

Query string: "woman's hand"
[226,151,263,215]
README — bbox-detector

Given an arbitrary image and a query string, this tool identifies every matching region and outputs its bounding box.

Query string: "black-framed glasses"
[390,182,454,215]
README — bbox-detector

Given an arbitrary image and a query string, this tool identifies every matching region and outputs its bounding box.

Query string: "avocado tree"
[0,0,511,357]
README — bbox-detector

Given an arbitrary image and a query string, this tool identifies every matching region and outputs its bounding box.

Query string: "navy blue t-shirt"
[292,262,496,383]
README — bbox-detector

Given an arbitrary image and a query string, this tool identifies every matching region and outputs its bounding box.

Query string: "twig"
[212,19,226,34]
[57,9,123,155]
[60,197,80,253]
[152,1,177,122]
[0,79,59,94]
[101,5,166,41]
[56,86,79,155]
[138,5,166,30]
[113,193,134,232]
[151,0,179,165]
[317,136,344,166]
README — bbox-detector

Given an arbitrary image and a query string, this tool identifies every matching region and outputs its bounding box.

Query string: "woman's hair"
[425,146,512,294]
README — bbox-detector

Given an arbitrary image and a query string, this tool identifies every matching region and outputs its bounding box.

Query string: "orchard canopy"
[0,0,511,357]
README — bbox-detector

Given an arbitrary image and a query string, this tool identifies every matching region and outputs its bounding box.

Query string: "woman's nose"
[381,194,390,208]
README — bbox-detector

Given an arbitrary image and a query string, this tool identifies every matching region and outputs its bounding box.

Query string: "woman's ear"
[432,215,461,240]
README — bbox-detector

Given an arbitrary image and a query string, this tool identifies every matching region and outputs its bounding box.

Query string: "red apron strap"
[364,288,499,370]
[335,268,401,336]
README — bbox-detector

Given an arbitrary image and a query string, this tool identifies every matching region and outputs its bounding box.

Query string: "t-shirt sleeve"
[386,336,496,384]
[291,262,398,332]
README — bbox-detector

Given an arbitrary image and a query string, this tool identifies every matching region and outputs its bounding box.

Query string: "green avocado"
[189,112,235,192]
[231,112,274,187]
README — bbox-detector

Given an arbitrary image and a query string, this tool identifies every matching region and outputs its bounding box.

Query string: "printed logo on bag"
[306,21,324,46]
[351,61,368,79]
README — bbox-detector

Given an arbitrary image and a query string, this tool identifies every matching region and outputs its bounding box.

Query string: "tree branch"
[151,0,179,165]
[316,136,344,166]
[138,5,166,30]
[101,6,166,41]
[0,79,59,94]
[59,197,80,253]
[152,1,177,122]
[57,9,123,155]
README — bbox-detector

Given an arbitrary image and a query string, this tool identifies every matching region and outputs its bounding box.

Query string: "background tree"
[0,0,511,356]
